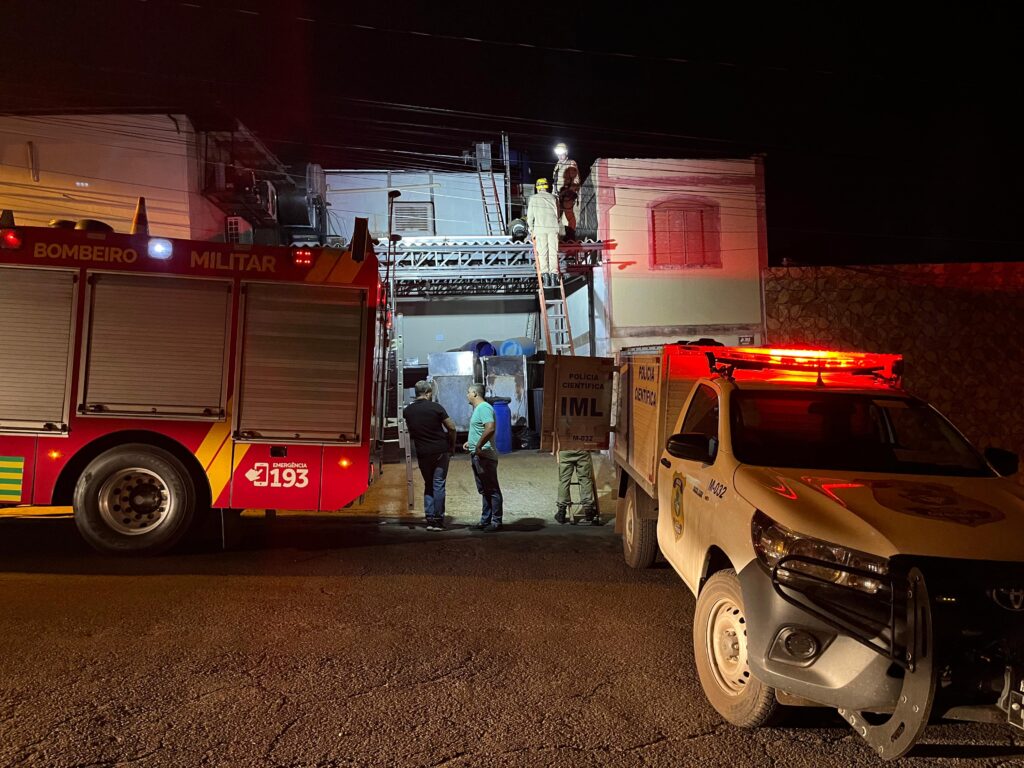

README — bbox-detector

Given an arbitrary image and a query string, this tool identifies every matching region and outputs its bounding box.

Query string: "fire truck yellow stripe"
[324,252,363,285]
[306,251,340,283]
[206,440,250,503]
[0,459,24,469]
[195,421,232,471]
[194,401,248,503]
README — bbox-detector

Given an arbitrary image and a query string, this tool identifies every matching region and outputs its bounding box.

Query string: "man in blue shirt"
[464,383,503,531]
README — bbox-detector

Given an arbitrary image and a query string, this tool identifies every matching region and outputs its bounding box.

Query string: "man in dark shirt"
[402,380,458,530]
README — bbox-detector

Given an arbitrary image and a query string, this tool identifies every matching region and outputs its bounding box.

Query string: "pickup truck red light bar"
[707,347,904,383]
[660,344,903,384]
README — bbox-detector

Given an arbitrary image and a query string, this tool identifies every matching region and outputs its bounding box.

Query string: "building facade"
[579,157,768,354]
[0,114,224,240]
[0,113,318,246]
[325,169,507,240]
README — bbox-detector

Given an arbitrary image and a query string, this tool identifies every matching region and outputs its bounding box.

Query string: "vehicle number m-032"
[245,462,310,488]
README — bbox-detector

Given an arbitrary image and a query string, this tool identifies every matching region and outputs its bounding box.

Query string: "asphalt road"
[1,514,1023,768]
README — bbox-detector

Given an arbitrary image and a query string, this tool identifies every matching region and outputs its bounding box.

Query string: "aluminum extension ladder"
[532,246,575,355]
[477,169,506,236]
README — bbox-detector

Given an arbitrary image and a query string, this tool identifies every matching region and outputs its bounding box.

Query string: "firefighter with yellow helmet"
[526,177,561,287]
[553,142,580,241]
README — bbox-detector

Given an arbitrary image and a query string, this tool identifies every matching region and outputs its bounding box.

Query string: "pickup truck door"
[657,383,721,592]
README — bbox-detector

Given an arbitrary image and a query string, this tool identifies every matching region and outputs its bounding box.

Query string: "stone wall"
[763,263,1024,464]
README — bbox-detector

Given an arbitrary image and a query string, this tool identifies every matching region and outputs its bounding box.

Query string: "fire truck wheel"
[693,569,778,728]
[622,480,657,569]
[74,444,196,555]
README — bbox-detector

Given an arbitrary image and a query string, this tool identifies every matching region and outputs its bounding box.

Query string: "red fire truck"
[0,204,381,555]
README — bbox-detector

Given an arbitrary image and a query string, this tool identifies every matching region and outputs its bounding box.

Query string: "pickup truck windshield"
[730,391,993,477]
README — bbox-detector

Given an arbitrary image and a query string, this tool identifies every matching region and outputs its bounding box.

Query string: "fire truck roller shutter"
[237,283,364,442]
[82,274,231,417]
[0,267,76,432]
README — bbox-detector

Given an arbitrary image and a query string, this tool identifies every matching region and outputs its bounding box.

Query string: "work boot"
[554,506,567,525]
[565,227,576,242]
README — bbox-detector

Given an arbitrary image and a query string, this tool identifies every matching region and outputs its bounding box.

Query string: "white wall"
[567,282,593,356]
[396,289,597,362]
[0,114,224,240]
[581,158,767,355]
[397,298,536,363]
[326,170,507,239]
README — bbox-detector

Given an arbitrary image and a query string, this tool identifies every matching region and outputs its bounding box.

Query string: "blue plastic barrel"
[461,338,498,357]
[492,400,512,454]
[498,337,537,357]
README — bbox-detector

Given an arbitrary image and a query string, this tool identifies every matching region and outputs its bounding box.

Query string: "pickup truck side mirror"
[985,447,1019,476]
[666,433,717,464]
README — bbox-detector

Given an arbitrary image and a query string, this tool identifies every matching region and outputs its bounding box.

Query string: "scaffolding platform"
[376,235,608,298]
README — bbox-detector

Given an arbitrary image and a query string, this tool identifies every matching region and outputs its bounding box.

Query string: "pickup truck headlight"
[751,511,888,594]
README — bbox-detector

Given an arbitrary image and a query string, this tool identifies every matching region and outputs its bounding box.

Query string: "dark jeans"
[471,454,503,525]
[417,450,450,521]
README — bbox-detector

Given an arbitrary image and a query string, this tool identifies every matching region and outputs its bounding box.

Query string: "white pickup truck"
[614,342,1024,759]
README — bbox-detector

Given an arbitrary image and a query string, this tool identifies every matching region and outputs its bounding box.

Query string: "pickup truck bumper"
[738,561,903,712]
[739,556,1024,717]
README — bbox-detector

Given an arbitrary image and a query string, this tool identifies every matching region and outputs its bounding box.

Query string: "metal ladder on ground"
[532,245,575,355]
[474,142,506,236]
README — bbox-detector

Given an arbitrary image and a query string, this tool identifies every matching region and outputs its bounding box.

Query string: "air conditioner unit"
[254,180,278,221]
[277,189,313,227]
[225,215,254,244]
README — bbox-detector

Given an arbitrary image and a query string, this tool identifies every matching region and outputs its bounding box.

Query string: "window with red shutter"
[650,198,721,269]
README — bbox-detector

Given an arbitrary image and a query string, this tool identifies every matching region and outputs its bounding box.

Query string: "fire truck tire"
[622,480,658,569]
[693,569,779,728]
[73,444,197,555]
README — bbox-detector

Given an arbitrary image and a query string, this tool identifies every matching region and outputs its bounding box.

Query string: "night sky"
[3,1,1021,265]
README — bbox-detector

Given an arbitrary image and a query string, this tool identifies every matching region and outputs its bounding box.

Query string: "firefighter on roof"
[553,142,580,241]
[527,178,561,287]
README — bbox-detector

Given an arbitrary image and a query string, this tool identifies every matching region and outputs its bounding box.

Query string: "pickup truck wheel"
[694,569,778,728]
[622,480,657,569]
[73,444,196,556]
